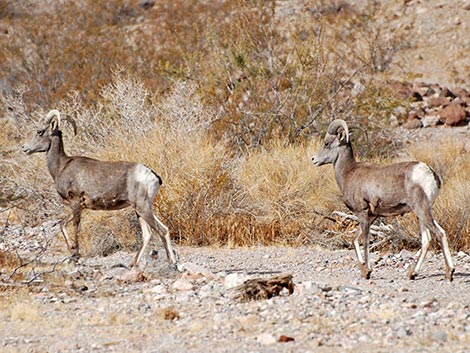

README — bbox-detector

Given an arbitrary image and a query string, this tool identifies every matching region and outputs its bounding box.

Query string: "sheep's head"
[22,110,77,155]
[312,119,350,166]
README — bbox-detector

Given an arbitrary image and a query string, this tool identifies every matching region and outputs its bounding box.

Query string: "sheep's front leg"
[357,212,372,279]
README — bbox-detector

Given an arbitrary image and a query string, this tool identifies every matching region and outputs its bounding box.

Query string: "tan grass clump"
[6,69,469,255]
[232,138,340,245]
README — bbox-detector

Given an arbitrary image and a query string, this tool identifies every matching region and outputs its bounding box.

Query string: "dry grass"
[1,1,469,257]
[3,72,470,257]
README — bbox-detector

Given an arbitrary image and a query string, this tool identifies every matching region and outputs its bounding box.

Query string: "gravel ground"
[1,243,469,353]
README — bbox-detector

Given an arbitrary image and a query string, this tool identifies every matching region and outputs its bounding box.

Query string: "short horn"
[327,119,349,143]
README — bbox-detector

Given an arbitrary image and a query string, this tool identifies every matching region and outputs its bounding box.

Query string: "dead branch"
[232,274,294,302]
[332,210,394,237]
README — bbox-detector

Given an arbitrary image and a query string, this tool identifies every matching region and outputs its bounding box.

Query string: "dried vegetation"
[1,0,469,263]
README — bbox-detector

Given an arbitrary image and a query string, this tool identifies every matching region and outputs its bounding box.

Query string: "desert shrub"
[6,1,469,256]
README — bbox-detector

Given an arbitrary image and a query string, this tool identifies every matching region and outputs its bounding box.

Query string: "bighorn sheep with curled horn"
[312,119,454,281]
[22,109,178,268]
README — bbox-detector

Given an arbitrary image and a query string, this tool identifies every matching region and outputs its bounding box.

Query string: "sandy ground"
[1,245,469,353]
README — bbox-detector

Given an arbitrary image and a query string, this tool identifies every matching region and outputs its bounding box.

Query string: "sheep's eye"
[324,141,330,148]
[37,129,45,136]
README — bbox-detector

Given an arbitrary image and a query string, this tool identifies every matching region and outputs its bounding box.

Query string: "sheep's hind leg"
[408,223,431,280]
[433,220,454,281]
[135,205,178,267]
[69,204,82,260]
[131,216,153,268]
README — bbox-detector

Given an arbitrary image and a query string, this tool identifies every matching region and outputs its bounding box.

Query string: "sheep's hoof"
[445,268,455,282]
[407,267,417,280]
[71,251,80,260]
[168,262,180,272]
[360,264,371,279]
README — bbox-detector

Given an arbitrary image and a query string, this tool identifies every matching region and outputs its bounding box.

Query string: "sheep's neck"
[333,145,356,192]
[47,135,69,181]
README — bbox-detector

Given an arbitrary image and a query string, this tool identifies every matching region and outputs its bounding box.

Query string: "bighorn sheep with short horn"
[22,109,178,268]
[312,119,454,281]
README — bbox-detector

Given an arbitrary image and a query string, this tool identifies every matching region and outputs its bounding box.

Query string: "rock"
[300,281,321,295]
[408,110,419,120]
[422,115,440,127]
[433,330,448,342]
[224,272,251,289]
[177,262,214,278]
[117,269,146,284]
[172,278,194,291]
[148,284,167,295]
[278,335,295,342]
[403,119,422,129]
[452,97,466,107]
[397,327,412,338]
[398,249,414,260]
[393,106,408,119]
[439,87,456,99]
[427,96,450,108]
[389,114,399,127]
[457,251,468,258]
[139,0,155,10]
[411,90,423,101]
[461,96,470,106]
[439,103,467,125]
[257,333,277,345]
[452,87,470,98]
[352,81,365,97]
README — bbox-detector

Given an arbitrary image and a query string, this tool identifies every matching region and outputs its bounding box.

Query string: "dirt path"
[1,245,469,353]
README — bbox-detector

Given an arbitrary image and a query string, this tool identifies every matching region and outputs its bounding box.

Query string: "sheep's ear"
[49,118,59,131]
[338,128,348,143]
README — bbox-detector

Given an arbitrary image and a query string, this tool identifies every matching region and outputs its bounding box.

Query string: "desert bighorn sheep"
[312,119,454,281]
[22,109,178,267]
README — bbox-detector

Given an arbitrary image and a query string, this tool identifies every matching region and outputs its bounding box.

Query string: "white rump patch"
[410,162,438,202]
[134,164,159,195]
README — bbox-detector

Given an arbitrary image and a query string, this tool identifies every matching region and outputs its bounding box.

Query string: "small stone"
[452,87,469,99]
[389,114,399,127]
[427,96,450,108]
[398,249,413,260]
[278,335,295,342]
[422,115,441,127]
[439,103,467,125]
[393,106,408,119]
[403,119,422,129]
[172,278,194,291]
[178,262,213,278]
[397,327,412,338]
[301,281,321,295]
[224,273,251,289]
[439,87,456,99]
[257,333,276,345]
[148,284,167,295]
[118,269,146,284]
[433,330,448,342]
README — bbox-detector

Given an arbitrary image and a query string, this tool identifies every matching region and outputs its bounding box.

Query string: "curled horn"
[46,109,61,130]
[327,119,349,143]
[45,109,77,135]
[62,117,77,135]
